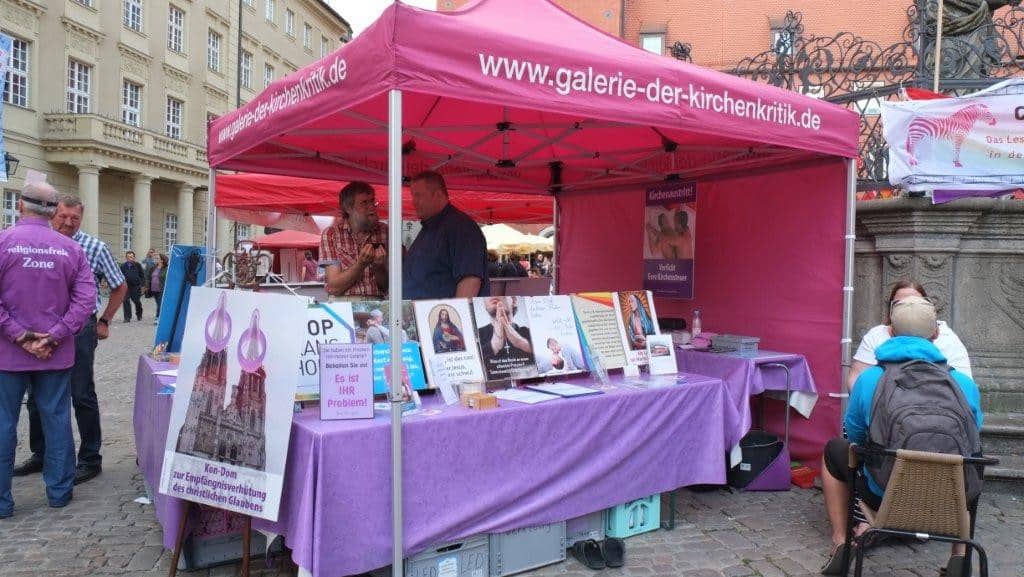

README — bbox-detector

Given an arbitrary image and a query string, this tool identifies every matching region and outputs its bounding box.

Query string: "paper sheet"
[526,383,601,398]
[153,369,179,377]
[492,388,559,405]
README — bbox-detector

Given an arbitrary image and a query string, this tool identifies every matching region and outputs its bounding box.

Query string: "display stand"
[168,502,253,577]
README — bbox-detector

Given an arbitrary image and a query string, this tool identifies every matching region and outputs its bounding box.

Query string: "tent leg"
[206,169,218,281]
[839,158,856,418]
[552,195,559,294]
[387,88,405,577]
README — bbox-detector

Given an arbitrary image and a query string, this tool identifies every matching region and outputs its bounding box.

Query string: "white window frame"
[321,36,329,57]
[122,206,134,252]
[234,222,250,243]
[263,63,274,88]
[167,5,185,53]
[240,51,252,88]
[123,0,143,32]
[243,0,253,6]
[853,81,884,116]
[264,0,274,23]
[164,213,178,251]
[640,34,664,55]
[2,190,19,230]
[303,23,312,50]
[121,79,142,126]
[66,59,91,113]
[73,0,94,7]
[3,37,29,108]
[165,96,183,139]
[285,9,295,36]
[207,30,221,72]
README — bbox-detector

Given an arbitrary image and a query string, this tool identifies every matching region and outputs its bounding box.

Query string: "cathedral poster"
[159,288,305,521]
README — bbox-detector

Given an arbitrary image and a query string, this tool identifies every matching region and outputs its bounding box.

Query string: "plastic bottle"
[591,351,609,385]
[692,309,702,337]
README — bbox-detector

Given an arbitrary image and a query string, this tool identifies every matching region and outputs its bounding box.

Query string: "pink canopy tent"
[205,1,859,573]
[215,172,554,229]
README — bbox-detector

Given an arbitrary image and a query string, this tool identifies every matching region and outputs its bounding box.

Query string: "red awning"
[251,229,321,249]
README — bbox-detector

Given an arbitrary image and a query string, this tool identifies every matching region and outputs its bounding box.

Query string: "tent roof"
[215,173,553,224]
[251,229,322,249]
[208,0,858,195]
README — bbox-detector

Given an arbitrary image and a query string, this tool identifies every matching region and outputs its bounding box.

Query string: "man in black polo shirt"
[404,171,489,300]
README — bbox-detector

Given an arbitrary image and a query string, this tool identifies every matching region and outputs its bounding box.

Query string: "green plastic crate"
[604,494,660,538]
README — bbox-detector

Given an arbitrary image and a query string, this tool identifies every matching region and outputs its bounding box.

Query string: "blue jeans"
[0,369,74,516]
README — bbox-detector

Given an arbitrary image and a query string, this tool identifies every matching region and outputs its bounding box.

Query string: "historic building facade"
[2,0,350,258]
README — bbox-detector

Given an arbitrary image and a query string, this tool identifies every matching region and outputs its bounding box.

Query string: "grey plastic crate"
[179,531,279,570]
[565,511,604,546]
[488,521,566,577]
[369,535,489,577]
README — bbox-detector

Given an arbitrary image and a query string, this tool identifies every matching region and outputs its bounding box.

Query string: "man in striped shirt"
[15,194,127,485]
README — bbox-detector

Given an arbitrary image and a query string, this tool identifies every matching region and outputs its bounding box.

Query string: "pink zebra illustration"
[905,103,996,168]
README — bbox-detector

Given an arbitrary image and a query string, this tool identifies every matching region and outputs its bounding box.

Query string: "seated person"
[821,296,983,576]
[847,279,971,392]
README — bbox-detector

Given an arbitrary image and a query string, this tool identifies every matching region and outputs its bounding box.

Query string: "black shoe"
[600,538,625,568]
[12,458,43,476]
[572,540,606,570]
[73,465,102,485]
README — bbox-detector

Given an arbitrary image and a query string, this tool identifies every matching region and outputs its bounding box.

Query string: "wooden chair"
[840,444,999,577]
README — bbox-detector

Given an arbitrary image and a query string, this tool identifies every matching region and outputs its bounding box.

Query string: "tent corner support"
[387,88,405,576]
[840,157,856,419]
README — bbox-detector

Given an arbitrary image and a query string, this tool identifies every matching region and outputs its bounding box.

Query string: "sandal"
[600,537,625,568]
[821,543,849,575]
[572,539,605,570]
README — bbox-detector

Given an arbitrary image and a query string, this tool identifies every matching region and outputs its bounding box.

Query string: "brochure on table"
[319,343,373,420]
[298,302,356,401]
[645,334,678,375]
[528,295,588,376]
[473,296,539,381]
[614,290,662,366]
[415,299,486,387]
[571,293,629,369]
[159,288,305,522]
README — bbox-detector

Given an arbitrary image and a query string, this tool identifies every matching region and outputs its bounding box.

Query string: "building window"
[123,0,143,32]
[853,81,884,116]
[263,63,274,88]
[285,9,294,36]
[264,0,274,23]
[2,190,19,230]
[234,223,250,243]
[321,36,330,57]
[73,0,94,7]
[164,213,178,250]
[303,23,312,50]
[165,96,183,139]
[167,5,185,53]
[207,30,221,72]
[240,51,252,88]
[243,0,253,6]
[121,80,142,126]
[66,60,91,113]
[640,34,664,55]
[122,207,134,252]
[771,27,795,56]
[3,37,29,108]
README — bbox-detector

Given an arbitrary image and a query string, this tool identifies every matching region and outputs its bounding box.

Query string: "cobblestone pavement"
[3,316,1022,577]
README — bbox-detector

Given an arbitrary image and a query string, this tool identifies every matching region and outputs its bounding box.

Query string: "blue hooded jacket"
[845,336,983,496]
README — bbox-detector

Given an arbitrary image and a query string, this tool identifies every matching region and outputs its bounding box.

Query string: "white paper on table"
[623,364,641,377]
[645,335,677,375]
[430,357,460,406]
[526,382,601,398]
[153,369,179,377]
[492,388,559,405]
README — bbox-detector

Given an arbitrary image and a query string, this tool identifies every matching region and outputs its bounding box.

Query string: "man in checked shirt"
[319,181,388,298]
[15,194,127,485]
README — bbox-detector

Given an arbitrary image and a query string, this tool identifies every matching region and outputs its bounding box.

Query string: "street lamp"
[4,153,19,178]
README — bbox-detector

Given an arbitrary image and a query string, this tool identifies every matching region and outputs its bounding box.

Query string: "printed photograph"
[428,304,467,354]
[644,206,695,260]
[474,296,537,381]
[617,291,658,351]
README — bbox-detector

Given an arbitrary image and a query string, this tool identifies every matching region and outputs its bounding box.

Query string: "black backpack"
[866,359,983,502]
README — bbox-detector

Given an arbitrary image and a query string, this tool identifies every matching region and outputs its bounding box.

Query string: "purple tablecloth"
[134,357,733,577]
[676,349,818,449]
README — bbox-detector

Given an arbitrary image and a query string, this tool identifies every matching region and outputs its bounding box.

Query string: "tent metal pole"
[552,195,559,294]
[206,169,218,279]
[839,157,856,418]
[387,88,405,577]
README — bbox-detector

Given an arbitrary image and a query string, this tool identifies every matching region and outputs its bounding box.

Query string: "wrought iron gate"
[725,1,1024,190]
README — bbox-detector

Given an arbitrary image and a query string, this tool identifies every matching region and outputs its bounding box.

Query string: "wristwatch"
[98,317,110,326]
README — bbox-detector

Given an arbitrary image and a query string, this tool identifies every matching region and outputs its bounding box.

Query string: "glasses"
[354,198,380,209]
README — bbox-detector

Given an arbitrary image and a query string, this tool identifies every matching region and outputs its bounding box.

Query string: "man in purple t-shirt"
[0,182,96,518]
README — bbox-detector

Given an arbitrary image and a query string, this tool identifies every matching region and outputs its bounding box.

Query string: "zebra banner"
[882,78,1024,192]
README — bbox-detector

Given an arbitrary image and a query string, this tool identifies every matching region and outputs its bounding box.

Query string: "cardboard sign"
[319,343,374,420]
[297,303,356,401]
[372,342,427,394]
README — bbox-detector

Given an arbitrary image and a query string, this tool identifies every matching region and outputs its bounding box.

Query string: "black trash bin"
[727,430,785,489]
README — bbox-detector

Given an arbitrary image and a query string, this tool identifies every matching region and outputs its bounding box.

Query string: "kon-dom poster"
[643,181,696,298]
[159,288,305,521]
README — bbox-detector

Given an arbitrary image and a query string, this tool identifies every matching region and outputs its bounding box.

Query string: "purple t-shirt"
[150,267,162,293]
[0,216,97,371]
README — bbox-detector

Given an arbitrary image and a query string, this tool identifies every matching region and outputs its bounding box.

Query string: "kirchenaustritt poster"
[643,181,696,298]
[473,296,538,381]
[527,296,587,376]
[414,299,485,387]
[159,288,305,521]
